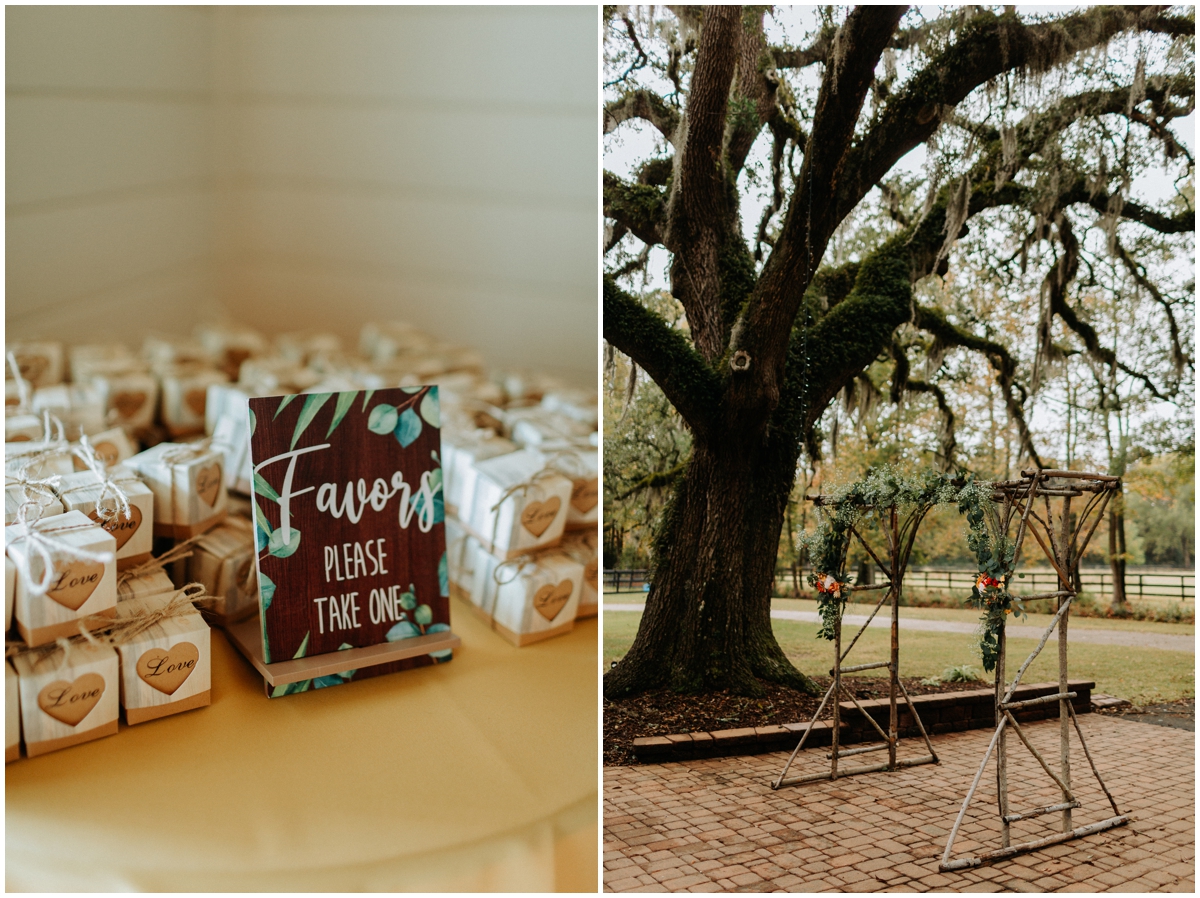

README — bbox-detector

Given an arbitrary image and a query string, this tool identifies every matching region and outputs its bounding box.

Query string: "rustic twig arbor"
[940,469,1129,871]
[772,494,940,789]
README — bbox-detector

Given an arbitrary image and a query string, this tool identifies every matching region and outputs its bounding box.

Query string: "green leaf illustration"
[259,572,275,611]
[367,403,398,434]
[426,623,453,661]
[401,386,422,394]
[419,389,440,428]
[395,407,422,447]
[414,604,433,626]
[326,391,358,437]
[399,590,417,611]
[438,552,449,597]
[294,631,310,659]
[248,407,256,436]
[291,392,332,449]
[361,389,375,411]
[274,394,298,418]
[268,526,302,558]
[386,621,421,641]
[254,470,280,503]
[253,503,271,552]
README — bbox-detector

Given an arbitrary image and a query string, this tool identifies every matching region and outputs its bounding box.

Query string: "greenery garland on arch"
[797,467,962,641]
[798,469,1032,669]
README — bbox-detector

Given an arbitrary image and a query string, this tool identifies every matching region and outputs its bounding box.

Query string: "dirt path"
[604,604,1195,652]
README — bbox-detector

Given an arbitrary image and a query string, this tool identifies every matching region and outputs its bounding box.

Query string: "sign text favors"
[248,388,450,678]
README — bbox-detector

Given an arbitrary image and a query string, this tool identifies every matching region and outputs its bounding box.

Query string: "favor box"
[188,516,258,625]
[70,427,135,471]
[505,406,593,447]
[8,341,64,388]
[206,383,255,493]
[483,550,583,646]
[465,450,572,559]
[57,465,155,569]
[7,510,118,646]
[5,480,64,525]
[159,366,228,437]
[117,568,176,603]
[443,431,515,519]
[92,368,158,434]
[32,383,107,439]
[6,661,19,763]
[114,594,212,724]
[536,444,598,529]
[142,335,210,371]
[5,441,75,478]
[67,343,133,381]
[126,442,227,539]
[560,530,599,619]
[195,323,268,378]
[6,553,15,630]
[4,413,44,443]
[276,331,342,364]
[12,639,119,756]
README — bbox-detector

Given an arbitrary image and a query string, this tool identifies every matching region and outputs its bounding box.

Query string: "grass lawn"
[603,610,1194,706]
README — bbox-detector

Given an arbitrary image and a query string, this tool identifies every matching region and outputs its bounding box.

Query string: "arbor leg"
[996,626,1009,848]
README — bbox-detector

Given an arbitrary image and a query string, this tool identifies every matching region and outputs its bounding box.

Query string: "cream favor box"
[70,427,135,470]
[206,383,255,494]
[5,441,75,478]
[113,593,212,725]
[159,367,228,437]
[560,530,598,619]
[5,479,64,525]
[4,413,45,443]
[56,465,154,570]
[443,431,516,520]
[126,442,227,539]
[536,444,598,529]
[488,550,584,647]
[117,568,177,603]
[91,367,159,434]
[8,341,65,388]
[188,516,258,625]
[32,383,107,439]
[6,660,20,763]
[7,510,118,646]
[465,450,572,559]
[12,639,120,757]
[6,553,15,630]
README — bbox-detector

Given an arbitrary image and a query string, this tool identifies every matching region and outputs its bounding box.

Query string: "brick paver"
[604,715,1194,892]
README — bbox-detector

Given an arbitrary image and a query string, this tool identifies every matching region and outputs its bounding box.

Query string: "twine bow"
[487,466,562,551]
[8,504,116,597]
[102,584,208,646]
[6,470,62,526]
[62,435,136,523]
[6,412,71,479]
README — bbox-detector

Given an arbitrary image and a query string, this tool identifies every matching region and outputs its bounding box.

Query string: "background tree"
[603,5,1194,697]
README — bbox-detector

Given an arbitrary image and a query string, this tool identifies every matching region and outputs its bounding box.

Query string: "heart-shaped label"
[38,673,106,726]
[570,477,598,514]
[112,391,147,419]
[520,497,561,538]
[585,559,598,591]
[10,434,32,442]
[88,505,143,550]
[184,388,207,417]
[16,352,49,385]
[136,642,199,695]
[74,440,121,470]
[195,463,223,507]
[46,560,105,610]
[533,579,573,622]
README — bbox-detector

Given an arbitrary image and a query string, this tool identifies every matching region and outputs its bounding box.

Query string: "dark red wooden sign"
[247,387,450,694]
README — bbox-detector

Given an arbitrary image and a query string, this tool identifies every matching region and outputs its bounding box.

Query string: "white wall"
[7,6,598,381]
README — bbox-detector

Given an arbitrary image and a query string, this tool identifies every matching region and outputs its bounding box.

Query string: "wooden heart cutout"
[184,388,207,417]
[137,642,199,695]
[570,477,598,514]
[585,559,598,591]
[93,441,120,467]
[520,496,561,538]
[46,560,105,610]
[112,391,147,419]
[195,463,223,507]
[38,673,106,726]
[16,353,48,385]
[89,505,143,550]
[533,579,573,622]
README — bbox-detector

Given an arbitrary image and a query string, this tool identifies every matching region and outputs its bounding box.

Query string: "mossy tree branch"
[604,171,667,248]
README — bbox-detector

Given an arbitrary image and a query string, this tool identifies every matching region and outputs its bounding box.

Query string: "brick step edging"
[632,680,1094,763]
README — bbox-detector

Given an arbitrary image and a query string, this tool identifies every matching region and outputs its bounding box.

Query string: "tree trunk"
[1108,498,1128,615]
[603,429,820,698]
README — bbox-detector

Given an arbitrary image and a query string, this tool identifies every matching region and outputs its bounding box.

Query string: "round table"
[6,598,597,891]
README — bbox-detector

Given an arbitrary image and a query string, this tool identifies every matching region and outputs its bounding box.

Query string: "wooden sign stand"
[225,616,460,689]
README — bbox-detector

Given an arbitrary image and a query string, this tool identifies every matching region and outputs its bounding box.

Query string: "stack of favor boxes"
[5,319,598,758]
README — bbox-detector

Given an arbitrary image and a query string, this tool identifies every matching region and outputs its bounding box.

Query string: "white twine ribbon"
[6,412,71,478]
[63,435,135,523]
[6,351,32,415]
[8,504,116,597]
[6,470,62,525]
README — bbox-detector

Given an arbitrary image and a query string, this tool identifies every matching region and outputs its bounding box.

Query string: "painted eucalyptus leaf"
[399,591,417,611]
[274,394,298,418]
[268,525,301,558]
[361,389,375,411]
[326,391,358,437]
[394,407,422,447]
[253,470,280,503]
[419,389,440,428]
[414,604,433,626]
[291,392,332,449]
[259,572,275,611]
[293,631,310,659]
[426,624,453,662]
[367,403,398,434]
[248,407,256,436]
[386,620,421,641]
[438,552,449,597]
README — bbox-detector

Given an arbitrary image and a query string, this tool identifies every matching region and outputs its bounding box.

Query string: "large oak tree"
[603,5,1194,697]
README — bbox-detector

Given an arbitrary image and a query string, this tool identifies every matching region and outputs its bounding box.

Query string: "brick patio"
[604,715,1194,892]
